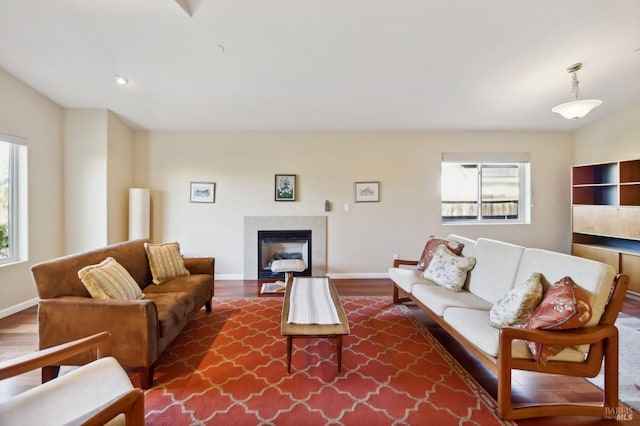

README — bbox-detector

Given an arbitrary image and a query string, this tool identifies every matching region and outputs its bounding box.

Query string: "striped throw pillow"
[78,257,144,300]
[144,241,190,284]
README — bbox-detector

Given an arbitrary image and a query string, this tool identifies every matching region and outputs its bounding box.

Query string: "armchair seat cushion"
[0,357,132,426]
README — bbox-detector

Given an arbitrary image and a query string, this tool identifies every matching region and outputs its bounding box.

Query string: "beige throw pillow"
[78,257,144,300]
[144,241,190,284]
[422,245,476,292]
[489,272,543,328]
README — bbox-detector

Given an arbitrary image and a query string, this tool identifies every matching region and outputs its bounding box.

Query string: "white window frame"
[441,152,531,225]
[0,132,27,265]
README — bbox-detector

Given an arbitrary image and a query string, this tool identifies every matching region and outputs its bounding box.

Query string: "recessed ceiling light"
[114,75,129,86]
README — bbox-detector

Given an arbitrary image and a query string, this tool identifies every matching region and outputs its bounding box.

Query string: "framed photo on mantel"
[275,174,296,201]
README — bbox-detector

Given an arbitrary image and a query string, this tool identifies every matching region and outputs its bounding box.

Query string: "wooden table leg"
[337,335,343,373]
[287,336,292,373]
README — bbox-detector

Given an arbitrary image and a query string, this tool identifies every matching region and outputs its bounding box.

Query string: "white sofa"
[388,234,629,420]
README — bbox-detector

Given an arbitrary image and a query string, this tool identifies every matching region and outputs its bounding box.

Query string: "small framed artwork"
[275,174,296,201]
[190,182,215,203]
[355,181,380,203]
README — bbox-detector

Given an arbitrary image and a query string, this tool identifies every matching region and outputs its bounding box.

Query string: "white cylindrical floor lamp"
[129,188,150,240]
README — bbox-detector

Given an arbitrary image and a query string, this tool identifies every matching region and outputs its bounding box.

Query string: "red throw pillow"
[525,276,592,364]
[417,236,464,271]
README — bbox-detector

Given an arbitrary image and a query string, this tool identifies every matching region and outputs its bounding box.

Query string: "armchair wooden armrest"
[0,332,112,380]
[0,332,144,426]
[393,259,418,268]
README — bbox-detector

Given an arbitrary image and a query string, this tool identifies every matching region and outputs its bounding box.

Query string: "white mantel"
[244,216,327,279]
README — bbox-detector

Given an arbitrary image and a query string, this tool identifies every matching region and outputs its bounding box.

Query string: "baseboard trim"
[215,274,245,280]
[215,273,389,280]
[326,273,389,279]
[0,297,38,319]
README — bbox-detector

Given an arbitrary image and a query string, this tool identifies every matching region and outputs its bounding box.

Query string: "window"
[441,153,530,224]
[0,133,26,264]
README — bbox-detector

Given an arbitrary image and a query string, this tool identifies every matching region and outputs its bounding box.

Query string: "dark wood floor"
[1,278,639,425]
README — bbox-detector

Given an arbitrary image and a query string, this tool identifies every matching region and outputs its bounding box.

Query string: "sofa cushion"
[78,257,144,300]
[144,242,190,284]
[144,291,197,338]
[513,248,615,330]
[467,238,525,304]
[412,283,492,316]
[387,267,431,293]
[443,307,586,362]
[489,272,543,328]
[525,276,592,363]
[417,236,464,271]
[422,245,476,292]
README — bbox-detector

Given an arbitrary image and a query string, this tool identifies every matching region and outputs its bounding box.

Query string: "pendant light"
[551,63,602,120]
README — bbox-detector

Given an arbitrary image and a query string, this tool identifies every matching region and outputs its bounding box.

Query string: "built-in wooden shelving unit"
[571,159,640,296]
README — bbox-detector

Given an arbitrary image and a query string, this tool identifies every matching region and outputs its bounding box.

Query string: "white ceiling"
[1,0,639,132]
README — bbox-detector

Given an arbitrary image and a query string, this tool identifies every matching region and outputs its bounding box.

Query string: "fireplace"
[258,230,312,279]
[244,216,326,279]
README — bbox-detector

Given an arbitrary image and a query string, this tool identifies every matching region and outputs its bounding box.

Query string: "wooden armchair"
[0,332,144,426]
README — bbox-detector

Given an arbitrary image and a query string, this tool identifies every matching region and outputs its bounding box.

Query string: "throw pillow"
[489,272,543,328]
[525,276,592,364]
[417,236,465,271]
[78,257,144,300]
[422,244,476,292]
[144,241,190,284]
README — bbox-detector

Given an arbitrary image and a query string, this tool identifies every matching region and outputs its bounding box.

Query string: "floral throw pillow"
[525,276,592,364]
[416,236,465,271]
[489,272,543,328]
[422,245,476,292]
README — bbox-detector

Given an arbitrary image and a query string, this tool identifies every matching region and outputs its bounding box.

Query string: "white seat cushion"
[387,267,431,293]
[412,284,492,316]
[0,357,133,426]
[443,307,586,362]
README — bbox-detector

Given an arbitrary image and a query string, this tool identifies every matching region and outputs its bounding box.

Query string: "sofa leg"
[205,300,212,313]
[41,365,60,383]
[393,285,410,304]
[139,366,155,389]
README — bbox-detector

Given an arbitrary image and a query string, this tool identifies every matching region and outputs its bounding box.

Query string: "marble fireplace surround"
[244,216,327,279]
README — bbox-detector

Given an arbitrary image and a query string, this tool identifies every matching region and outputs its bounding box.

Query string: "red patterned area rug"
[144,297,512,425]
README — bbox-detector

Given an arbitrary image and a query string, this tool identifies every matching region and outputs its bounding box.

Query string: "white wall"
[65,109,135,252]
[106,111,134,244]
[64,109,108,253]
[0,67,64,314]
[574,103,640,164]
[143,130,574,277]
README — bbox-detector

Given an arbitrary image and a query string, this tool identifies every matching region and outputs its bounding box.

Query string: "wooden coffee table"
[281,277,350,373]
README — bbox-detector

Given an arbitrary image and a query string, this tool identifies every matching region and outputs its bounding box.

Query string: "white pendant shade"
[552,99,603,120]
[551,63,602,120]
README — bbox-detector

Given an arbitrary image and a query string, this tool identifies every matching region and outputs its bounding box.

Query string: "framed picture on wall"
[275,174,296,201]
[355,181,380,202]
[190,181,215,203]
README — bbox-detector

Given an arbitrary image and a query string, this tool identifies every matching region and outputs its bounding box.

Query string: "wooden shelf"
[571,159,640,295]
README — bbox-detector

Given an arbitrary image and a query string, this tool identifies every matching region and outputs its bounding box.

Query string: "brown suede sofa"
[30,238,215,389]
